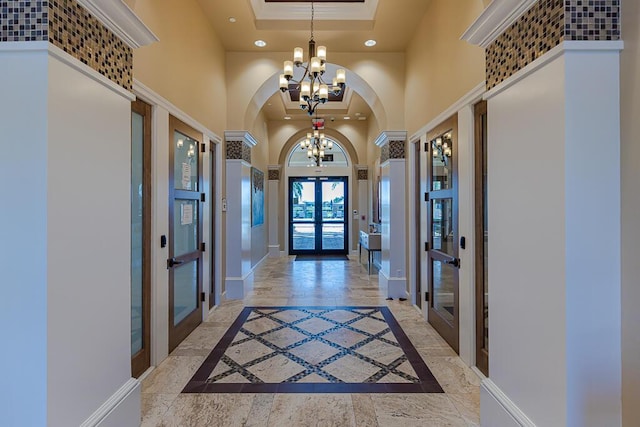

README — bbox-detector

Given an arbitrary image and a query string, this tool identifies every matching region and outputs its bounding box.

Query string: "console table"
[359,231,381,274]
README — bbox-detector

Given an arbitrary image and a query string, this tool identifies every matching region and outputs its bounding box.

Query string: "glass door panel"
[475,100,489,375]
[173,261,198,325]
[131,99,151,378]
[289,177,348,255]
[427,114,459,353]
[168,117,203,352]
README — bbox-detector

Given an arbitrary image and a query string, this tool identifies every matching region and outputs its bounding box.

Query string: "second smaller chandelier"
[279,0,346,115]
[300,128,333,166]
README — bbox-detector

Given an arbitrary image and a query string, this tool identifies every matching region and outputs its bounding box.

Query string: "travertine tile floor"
[141,256,481,426]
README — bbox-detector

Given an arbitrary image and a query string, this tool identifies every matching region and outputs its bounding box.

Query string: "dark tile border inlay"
[182,306,444,394]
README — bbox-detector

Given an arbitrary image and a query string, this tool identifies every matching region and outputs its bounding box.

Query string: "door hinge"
[201,193,206,202]
[424,142,429,152]
[200,292,206,302]
[200,143,206,153]
[200,242,206,252]
[424,241,429,251]
[424,192,429,202]
[425,291,429,302]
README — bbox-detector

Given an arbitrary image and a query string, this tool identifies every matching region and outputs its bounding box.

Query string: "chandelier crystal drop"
[279,0,346,116]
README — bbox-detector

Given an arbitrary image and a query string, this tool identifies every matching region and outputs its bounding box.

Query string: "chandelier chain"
[310,0,314,40]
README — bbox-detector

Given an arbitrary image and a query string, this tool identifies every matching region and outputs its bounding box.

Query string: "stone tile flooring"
[141,256,481,426]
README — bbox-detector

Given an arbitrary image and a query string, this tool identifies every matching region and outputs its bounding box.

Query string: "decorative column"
[224,131,257,299]
[356,165,369,234]
[268,165,281,257]
[375,131,408,299]
[464,1,622,425]
[0,1,156,426]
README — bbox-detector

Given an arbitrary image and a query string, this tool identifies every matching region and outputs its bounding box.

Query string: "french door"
[426,115,460,353]
[131,99,151,377]
[474,100,489,375]
[168,116,203,352]
[289,176,348,255]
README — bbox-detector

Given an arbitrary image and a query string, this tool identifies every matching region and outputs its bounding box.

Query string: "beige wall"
[620,3,640,425]
[130,0,227,135]
[404,0,485,135]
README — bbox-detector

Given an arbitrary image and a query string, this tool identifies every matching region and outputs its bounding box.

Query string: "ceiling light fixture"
[254,40,267,47]
[279,0,346,116]
[284,116,292,120]
[228,17,236,23]
[431,131,453,165]
[364,39,377,47]
[300,115,333,166]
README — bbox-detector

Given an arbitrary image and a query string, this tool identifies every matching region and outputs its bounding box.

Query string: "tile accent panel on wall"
[226,140,252,163]
[268,169,280,181]
[1,0,133,90]
[486,0,620,89]
[357,169,368,180]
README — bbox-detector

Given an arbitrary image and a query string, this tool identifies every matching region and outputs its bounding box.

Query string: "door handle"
[445,258,460,268]
[167,257,184,268]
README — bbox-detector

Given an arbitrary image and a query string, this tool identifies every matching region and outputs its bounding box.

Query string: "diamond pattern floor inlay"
[183,306,443,393]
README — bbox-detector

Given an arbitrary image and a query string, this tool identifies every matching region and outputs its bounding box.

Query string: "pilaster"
[268,165,281,257]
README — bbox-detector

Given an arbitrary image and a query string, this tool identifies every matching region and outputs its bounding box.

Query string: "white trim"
[250,0,378,21]
[484,40,624,101]
[268,245,281,258]
[410,82,485,141]
[214,141,224,306]
[137,367,155,383]
[251,253,270,272]
[0,42,135,101]
[461,0,538,48]
[374,130,408,147]
[76,0,158,48]
[471,366,487,381]
[79,378,139,427]
[407,138,418,307]
[226,159,252,168]
[482,379,537,427]
[225,130,258,147]
[133,79,222,143]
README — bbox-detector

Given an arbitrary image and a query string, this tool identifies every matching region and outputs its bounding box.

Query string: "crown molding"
[76,0,158,49]
[250,0,378,21]
[461,0,537,48]
[225,131,258,147]
[268,165,281,171]
[374,131,407,147]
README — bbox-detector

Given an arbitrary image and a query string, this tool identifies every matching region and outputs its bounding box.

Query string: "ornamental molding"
[461,0,538,48]
[374,131,407,148]
[224,131,258,147]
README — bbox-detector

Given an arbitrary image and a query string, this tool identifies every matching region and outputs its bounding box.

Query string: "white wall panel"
[47,54,134,426]
[0,46,49,427]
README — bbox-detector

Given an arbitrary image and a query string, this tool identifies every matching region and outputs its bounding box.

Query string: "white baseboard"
[268,245,281,257]
[378,270,408,299]
[80,378,140,427]
[481,379,536,427]
[252,253,269,270]
[225,272,253,299]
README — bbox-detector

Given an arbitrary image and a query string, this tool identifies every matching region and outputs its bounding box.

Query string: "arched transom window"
[288,137,349,167]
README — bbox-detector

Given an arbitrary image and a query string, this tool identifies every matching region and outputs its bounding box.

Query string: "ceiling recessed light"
[344,116,351,120]
[358,116,367,121]
[254,40,267,48]
[229,17,236,23]
[284,116,291,120]
[364,39,377,47]
[355,112,361,116]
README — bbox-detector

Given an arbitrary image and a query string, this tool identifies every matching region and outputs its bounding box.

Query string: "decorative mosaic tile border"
[486,0,620,89]
[357,169,368,180]
[226,140,252,163]
[268,169,280,181]
[183,306,443,393]
[0,0,48,41]
[380,144,390,163]
[1,0,132,90]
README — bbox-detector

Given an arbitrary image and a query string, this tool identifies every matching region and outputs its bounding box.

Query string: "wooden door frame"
[426,114,460,353]
[168,115,204,352]
[474,100,489,376]
[131,99,152,378]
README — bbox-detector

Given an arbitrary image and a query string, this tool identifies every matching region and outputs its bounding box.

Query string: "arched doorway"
[286,137,352,255]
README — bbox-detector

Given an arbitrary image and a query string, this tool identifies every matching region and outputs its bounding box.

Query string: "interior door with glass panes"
[168,116,203,352]
[426,114,460,353]
[289,176,348,255]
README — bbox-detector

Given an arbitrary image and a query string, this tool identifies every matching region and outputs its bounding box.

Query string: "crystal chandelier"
[279,0,346,116]
[431,132,453,165]
[300,122,333,166]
